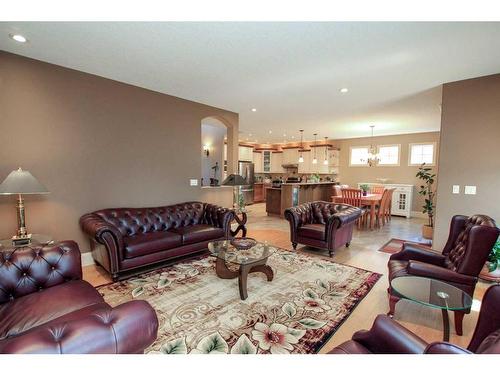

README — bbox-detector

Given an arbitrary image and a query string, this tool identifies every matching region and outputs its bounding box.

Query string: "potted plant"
[359,184,369,196]
[480,238,500,282]
[416,163,436,239]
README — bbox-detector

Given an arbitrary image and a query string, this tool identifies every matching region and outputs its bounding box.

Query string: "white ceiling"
[2,22,500,143]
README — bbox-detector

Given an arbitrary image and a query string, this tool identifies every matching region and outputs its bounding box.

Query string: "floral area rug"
[97,248,381,354]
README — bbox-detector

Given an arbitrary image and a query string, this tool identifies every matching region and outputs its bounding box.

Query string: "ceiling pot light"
[340,88,348,93]
[312,133,318,164]
[10,34,27,43]
[251,108,257,112]
[298,130,304,163]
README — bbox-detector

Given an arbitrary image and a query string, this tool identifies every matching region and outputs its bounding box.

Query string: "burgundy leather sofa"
[329,284,500,354]
[284,201,361,257]
[80,202,234,280]
[388,214,499,335]
[0,241,158,354]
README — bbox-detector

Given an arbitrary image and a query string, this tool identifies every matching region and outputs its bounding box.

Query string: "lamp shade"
[0,168,49,195]
[221,174,247,186]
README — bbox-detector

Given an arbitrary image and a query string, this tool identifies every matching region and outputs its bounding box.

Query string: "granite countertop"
[281,181,337,186]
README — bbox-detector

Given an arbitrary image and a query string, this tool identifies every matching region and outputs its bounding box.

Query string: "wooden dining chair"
[371,185,385,194]
[341,188,368,228]
[384,188,395,222]
[375,188,394,227]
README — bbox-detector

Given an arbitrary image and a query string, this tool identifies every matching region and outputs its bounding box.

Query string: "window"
[409,143,436,166]
[378,145,400,166]
[349,146,369,166]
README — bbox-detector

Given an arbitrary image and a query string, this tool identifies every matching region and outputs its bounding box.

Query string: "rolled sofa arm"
[390,243,445,265]
[203,204,235,238]
[79,213,124,248]
[327,204,361,228]
[424,342,472,354]
[0,300,158,354]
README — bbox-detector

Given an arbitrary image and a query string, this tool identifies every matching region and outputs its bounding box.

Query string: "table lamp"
[221,174,247,209]
[0,167,49,245]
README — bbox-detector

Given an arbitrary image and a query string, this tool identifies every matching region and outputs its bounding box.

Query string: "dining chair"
[371,185,385,194]
[383,188,395,223]
[341,188,368,228]
[375,189,393,227]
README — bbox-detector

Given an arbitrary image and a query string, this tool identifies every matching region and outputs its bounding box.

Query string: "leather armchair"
[80,201,235,280]
[284,201,361,257]
[387,214,499,335]
[330,285,500,354]
[0,241,158,354]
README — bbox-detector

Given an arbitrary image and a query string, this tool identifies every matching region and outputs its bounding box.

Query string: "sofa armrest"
[80,213,124,248]
[203,204,235,237]
[350,315,428,354]
[327,204,361,228]
[390,243,446,266]
[0,301,158,354]
[424,342,472,354]
[407,261,477,286]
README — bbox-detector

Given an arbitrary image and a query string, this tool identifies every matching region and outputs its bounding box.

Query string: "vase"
[422,225,433,239]
[362,191,367,196]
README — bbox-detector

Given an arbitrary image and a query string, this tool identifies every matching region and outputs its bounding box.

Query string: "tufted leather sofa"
[329,284,500,354]
[387,214,499,336]
[0,241,158,353]
[80,202,235,280]
[284,201,361,257]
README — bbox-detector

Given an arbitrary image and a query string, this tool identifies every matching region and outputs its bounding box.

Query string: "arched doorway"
[200,117,227,187]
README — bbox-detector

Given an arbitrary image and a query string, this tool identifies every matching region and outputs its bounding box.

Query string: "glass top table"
[0,234,54,250]
[208,239,275,300]
[391,276,473,341]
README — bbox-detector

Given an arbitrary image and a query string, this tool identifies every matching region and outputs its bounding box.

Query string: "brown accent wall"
[0,52,238,252]
[434,74,500,248]
[334,132,440,212]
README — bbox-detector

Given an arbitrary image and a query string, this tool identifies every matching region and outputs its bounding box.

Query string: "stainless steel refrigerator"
[238,161,254,205]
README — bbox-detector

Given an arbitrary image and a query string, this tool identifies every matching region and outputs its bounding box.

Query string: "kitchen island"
[266,182,337,217]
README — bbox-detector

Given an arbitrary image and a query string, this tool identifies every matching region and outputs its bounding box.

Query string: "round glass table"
[0,234,54,250]
[391,276,473,341]
[208,239,275,300]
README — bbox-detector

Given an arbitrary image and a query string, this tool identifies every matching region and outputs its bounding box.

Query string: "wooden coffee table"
[208,240,275,300]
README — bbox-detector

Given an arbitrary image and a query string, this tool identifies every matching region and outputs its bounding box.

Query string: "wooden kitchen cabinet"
[254,183,264,202]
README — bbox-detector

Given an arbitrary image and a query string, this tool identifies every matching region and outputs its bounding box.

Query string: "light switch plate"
[464,185,476,195]
[452,185,460,194]
[190,179,199,186]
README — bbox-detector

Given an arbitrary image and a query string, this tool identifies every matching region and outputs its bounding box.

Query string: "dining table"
[332,193,383,229]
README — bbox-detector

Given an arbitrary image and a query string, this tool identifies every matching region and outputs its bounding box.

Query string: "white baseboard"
[411,211,428,219]
[81,252,95,266]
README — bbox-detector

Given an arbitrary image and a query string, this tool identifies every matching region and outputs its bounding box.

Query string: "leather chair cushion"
[124,231,182,259]
[476,328,500,354]
[297,224,326,241]
[329,340,372,354]
[0,280,104,340]
[169,224,225,245]
[388,260,409,282]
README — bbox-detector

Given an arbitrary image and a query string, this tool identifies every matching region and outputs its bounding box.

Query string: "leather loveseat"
[80,202,235,280]
[0,241,158,354]
[284,201,361,257]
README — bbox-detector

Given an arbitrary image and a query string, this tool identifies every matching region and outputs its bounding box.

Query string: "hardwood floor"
[83,202,490,353]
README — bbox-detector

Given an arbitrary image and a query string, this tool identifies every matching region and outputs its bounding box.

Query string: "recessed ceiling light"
[268,130,272,134]
[291,135,295,139]
[340,88,349,93]
[283,133,286,137]
[249,133,252,137]
[10,34,27,43]
[251,108,257,112]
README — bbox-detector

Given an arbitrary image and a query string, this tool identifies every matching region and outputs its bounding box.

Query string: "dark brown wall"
[0,51,238,252]
[435,74,500,247]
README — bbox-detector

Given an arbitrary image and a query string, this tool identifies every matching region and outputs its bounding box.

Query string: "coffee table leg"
[250,264,274,281]
[442,309,450,341]
[238,264,250,300]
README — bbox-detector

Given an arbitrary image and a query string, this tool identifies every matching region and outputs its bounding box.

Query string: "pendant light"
[298,130,304,163]
[323,137,329,165]
[366,125,381,167]
[312,133,318,164]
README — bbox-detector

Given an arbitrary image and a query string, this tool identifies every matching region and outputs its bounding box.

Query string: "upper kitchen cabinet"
[282,148,300,165]
[253,151,263,173]
[262,150,272,172]
[238,145,254,161]
[298,150,311,173]
[271,152,284,173]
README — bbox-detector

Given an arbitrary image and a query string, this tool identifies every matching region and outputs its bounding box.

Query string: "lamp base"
[12,233,32,246]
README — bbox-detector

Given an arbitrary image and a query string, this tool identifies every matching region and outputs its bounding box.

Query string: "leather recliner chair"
[329,284,500,354]
[0,241,158,354]
[284,201,361,257]
[387,214,499,335]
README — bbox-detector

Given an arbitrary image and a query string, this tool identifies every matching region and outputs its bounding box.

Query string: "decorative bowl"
[230,237,257,250]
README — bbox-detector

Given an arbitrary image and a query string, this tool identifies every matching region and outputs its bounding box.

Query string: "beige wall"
[0,52,238,252]
[434,74,500,248]
[334,132,440,212]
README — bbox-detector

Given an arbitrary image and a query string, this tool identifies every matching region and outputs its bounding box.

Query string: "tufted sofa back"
[90,202,225,238]
[0,241,82,304]
[445,214,498,275]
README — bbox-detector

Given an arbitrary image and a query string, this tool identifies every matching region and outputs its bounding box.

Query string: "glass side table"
[390,276,472,341]
[0,234,54,250]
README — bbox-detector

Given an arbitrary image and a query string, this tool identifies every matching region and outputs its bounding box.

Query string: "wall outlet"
[464,185,477,195]
[190,179,199,186]
[452,185,460,194]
